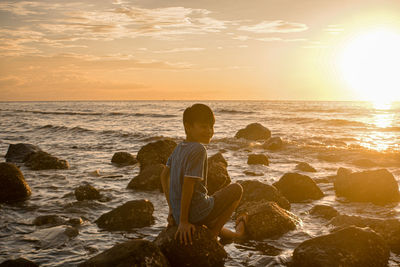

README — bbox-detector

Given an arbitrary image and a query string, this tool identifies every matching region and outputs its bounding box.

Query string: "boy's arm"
[160,165,174,226]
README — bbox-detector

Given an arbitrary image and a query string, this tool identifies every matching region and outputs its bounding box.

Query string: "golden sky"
[1,0,400,101]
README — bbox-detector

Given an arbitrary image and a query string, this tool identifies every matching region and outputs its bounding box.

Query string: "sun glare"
[338,28,400,104]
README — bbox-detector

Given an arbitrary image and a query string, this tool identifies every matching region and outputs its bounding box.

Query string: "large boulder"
[329,214,400,254]
[273,173,324,203]
[127,164,165,191]
[78,239,170,267]
[111,152,137,166]
[0,258,39,267]
[262,137,283,150]
[5,143,42,163]
[309,205,339,220]
[95,200,154,231]
[291,226,390,267]
[236,201,301,240]
[235,123,271,141]
[207,153,231,195]
[74,184,101,201]
[154,225,227,267]
[247,154,269,165]
[334,169,400,204]
[0,162,31,203]
[295,162,316,172]
[136,139,177,170]
[24,151,69,170]
[238,180,290,210]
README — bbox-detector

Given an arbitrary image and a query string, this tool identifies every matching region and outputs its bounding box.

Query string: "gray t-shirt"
[166,141,214,224]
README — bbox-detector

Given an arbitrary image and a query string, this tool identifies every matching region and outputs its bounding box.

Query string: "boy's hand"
[175,222,195,245]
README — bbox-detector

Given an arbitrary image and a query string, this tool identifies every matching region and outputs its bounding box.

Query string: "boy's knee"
[230,183,243,200]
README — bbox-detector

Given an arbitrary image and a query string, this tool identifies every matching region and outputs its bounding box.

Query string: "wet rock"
[95,199,154,231]
[247,154,269,165]
[111,151,137,166]
[127,164,165,191]
[24,225,79,249]
[243,170,263,176]
[0,162,31,203]
[78,239,169,267]
[67,217,83,226]
[337,167,352,177]
[74,184,101,201]
[329,214,400,254]
[334,169,400,204]
[136,139,177,170]
[262,137,283,150]
[309,205,339,220]
[235,123,271,141]
[5,143,42,163]
[291,226,390,267]
[295,162,316,172]
[154,225,227,267]
[273,173,324,203]
[24,151,69,170]
[208,152,227,167]
[207,153,231,195]
[238,180,290,210]
[0,258,39,267]
[236,201,300,240]
[33,214,66,226]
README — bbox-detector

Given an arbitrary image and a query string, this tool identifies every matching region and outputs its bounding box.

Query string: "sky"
[1,0,400,101]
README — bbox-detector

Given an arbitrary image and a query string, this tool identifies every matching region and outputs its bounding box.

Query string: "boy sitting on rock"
[160,103,247,245]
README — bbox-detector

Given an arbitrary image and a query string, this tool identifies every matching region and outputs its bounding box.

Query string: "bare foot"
[235,213,248,238]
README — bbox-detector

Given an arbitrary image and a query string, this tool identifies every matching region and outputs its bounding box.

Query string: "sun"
[338,28,400,104]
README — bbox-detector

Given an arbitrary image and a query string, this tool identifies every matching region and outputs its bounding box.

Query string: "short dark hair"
[183,103,215,126]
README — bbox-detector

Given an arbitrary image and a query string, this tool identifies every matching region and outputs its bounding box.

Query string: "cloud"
[239,20,308,33]
[232,34,306,43]
[153,47,205,53]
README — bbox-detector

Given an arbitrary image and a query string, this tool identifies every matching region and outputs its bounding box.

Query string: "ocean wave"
[215,109,256,115]
[282,117,368,127]
[376,126,400,132]
[38,124,93,133]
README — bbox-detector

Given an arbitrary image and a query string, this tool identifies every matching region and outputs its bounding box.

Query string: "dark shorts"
[197,183,243,227]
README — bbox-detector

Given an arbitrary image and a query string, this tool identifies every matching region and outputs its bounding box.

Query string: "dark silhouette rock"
[75,184,101,201]
[334,169,399,204]
[0,162,31,203]
[136,139,177,170]
[208,152,227,167]
[154,225,227,267]
[0,258,39,267]
[243,170,263,176]
[127,164,165,191]
[273,173,324,203]
[207,153,231,195]
[24,151,69,170]
[247,154,269,165]
[5,143,42,163]
[111,152,137,166]
[262,137,283,150]
[238,180,290,210]
[309,205,339,220]
[78,239,170,267]
[291,226,390,267]
[336,167,352,177]
[236,201,300,240]
[329,214,400,254]
[95,200,154,231]
[33,215,66,226]
[235,123,271,141]
[67,217,83,226]
[295,162,316,172]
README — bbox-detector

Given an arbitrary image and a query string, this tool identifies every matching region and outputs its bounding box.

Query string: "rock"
[33,215,66,226]
[247,154,269,165]
[309,205,339,220]
[78,239,170,267]
[24,225,79,249]
[262,137,283,150]
[67,217,83,226]
[295,162,316,172]
[24,151,69,170]
[337,167,352,177]
[207,154,231,195]
[235,123,271,141]
[95,200,154,231]
[0,162,31,203]
[334,169,400,204]
[273,173,324,203]
[111,151,137,166]
[136,139,177,170]
[5,143,42,163]
[127,164,165,191]
[0,258,39,267]
[236,201,300,240]
[243,170,263,176]
[154,225,227,267]
[329,214,400,254]
[75,184,101,201]
[208,152,227,167]
[238,180,290,210]
[291,226,390,267]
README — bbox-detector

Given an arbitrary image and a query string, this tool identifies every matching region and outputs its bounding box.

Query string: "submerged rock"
[0,162,31,203]
[334,169,400,204]
[154,225,227,267]
[111,151,137,166]
[243,170,263,176]
[5,143,42,163]
[24,225,78,249]
[309,205,339,220]
[291,226,390,267]
[0,258,39,267]
[262,137,283,150]
[295,162,316,172]
[74,184,101,201]
[273,173,324,203]
[78,239,169,267]
[207,153,231,195]
[238,180,290,210]
[235,123,271,141]
[136,139,177,170]
[33,215,66,227]
[236,201,300,240]
[247,154,269,165]
[24,151,69,170]
[127,164,165,191]
[95,199,154,231]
